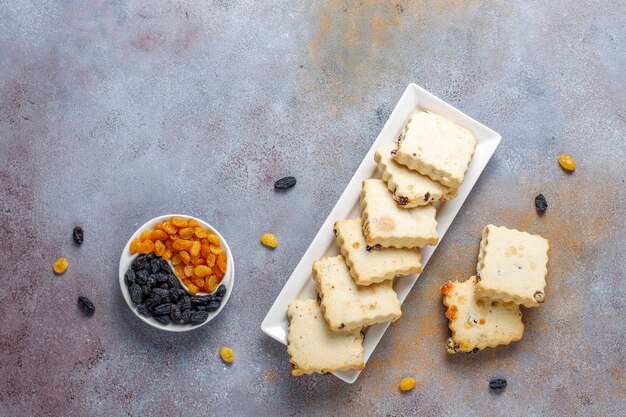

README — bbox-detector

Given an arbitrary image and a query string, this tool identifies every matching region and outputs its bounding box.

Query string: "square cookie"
[375,142,457,207]
[313,255,402,332]
[360,179,438,249]
[394,111,477,188]
[287,299,364,376]
[476,224,550,308]
[334,218,422,286]
[441,276,524,354]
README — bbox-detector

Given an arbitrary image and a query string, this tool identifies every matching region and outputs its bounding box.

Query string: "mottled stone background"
[1,0,624,416]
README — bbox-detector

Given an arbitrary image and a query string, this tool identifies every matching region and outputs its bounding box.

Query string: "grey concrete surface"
[1,1,624,416]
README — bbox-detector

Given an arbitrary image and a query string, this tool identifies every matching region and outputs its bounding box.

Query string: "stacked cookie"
[287,110,478,376]
[441,225,550,354]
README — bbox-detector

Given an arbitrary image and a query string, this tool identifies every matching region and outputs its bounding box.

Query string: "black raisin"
[150,259,161,274]
[535,194,548,213]
[154,315,171,325]
[131,255,150,271]
[153,303,172,316]
[489,378,507,392]
[153,287,170,301]
[167,274,181,289]
[156,272,168,284]
[146,274,156,288]
[191,296,210,306]
[137,304,151,317]
[170,304,182,322]
[145,295,162,310]
[190,310,209,324]
[179,296,191,311]
[124,269,136,287]
[195,305,207,311]
[142,285,152,297]
[72,226,84,244]
[145,252,156,260]
[274,176,297,190]
[129,284,143,304]
[396,196,409,206]
[206,300,221,312]
[135,269,149,285]
[77,296,95,316]
[169,289,180,303]
[181,310,192,323]
[215,284,227,299]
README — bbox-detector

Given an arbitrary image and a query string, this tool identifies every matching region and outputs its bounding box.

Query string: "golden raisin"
[558,154,576,171]
[139,240,154,254]
[174,264,185,279]
[179,250,191,265]
[207,233,220,245]
[209,244,223,255]
[179,227,195,239]
[171,253,182,266]
[217,252,227,273]
[194,227,207,238]
[194,265,211,278]
[162,249,172,260]
[140,230,152,241]
[172,216,188,227]
[187,219,199,227]
[152,230,169,241]
[172,239,192,251]
[53,258,69,274]
[129,238,141,254]
[161,221,178,235]
[200,243,211,258]
[207,253,216,267]
[184,265,194,277]
[193,258,205,266]
[260,233,278,248]
[187,283,199,295]
[190,241,201,257]
[154,240,165,256]
[220,346,235,363]
[207,275,220,292]
[399,377,416,392]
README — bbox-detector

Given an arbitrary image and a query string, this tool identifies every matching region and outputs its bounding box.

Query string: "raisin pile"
[125,252,227,326]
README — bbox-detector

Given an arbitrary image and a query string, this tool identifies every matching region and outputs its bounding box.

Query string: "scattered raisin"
[72,226,84,244]
[399,377,416,392]
[220,346,235,363]
[53,258,69,274]
[77,296,95,316]
[274,176,297,190]
[261,233,278,248]
[558,154,576,171]
[535,194,548,213]
[489,378,507,392]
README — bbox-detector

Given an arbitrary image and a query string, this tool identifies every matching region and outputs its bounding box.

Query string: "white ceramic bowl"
[119,214,235,332]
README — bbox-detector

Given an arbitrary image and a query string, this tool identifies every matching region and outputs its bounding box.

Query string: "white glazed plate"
[260,83,501,382]
[119,214,235,332]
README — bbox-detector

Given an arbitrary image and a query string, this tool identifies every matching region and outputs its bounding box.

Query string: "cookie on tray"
[394,111,477,188]
[476,224,550,308]
[375,143,457,207]
[287,299,364,376]
[334,218,422,286]
[360,179,438,249]
[313,255,402,332]
[441,276,524,354]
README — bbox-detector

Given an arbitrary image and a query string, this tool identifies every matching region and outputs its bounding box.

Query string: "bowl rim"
[118,214,235,332]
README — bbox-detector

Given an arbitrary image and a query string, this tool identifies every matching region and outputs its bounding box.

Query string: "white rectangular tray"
[261,83,501,383]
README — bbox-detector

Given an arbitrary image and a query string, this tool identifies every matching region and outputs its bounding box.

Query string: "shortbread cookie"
[394,111,477,188]
[334,218,421,286]
[441,276,524,354]
[476,225,549,308]
[313,255,402,332]
[287,299,364,376]
[375,143,457,207]
[360,179,438,249]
